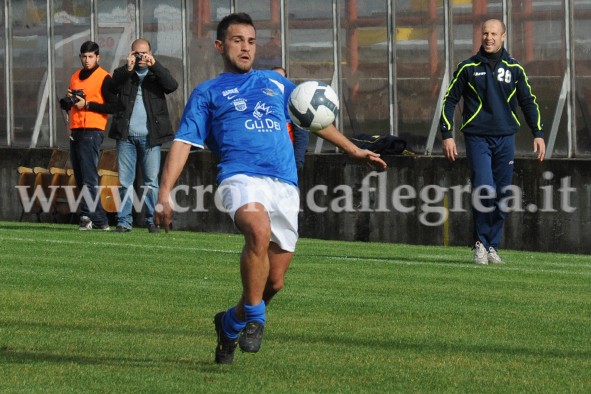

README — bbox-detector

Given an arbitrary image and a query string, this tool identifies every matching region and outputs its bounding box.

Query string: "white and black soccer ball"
[288,81,339,133]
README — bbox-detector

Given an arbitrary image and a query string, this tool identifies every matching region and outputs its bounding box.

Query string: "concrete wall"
[2,147,590,254]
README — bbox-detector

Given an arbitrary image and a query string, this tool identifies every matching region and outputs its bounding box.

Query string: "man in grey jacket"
[109,38,178,233]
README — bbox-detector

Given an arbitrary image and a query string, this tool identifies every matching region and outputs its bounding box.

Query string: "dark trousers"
[70,129,108,226]
[464,134,515,250]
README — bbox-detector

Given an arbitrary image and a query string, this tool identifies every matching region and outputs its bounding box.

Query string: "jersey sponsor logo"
[245,118,282,133]
[223,88,239,99]
[244,101,280,132]
[262,87,278,96]
[474,71,486,76]
[232,98,247,111]
[253,101,272,120]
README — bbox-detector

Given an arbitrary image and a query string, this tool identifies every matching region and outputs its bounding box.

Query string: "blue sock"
[222,307,246,340]
[244,301,266,325]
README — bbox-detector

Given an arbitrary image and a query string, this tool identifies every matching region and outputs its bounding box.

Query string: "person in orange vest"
[65,40,118,231]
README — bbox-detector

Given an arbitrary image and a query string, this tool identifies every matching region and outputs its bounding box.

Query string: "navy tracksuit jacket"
[439,46,544,250]
[440,47,543,139]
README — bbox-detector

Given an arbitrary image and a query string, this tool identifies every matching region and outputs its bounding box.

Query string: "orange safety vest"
[287,122,294,145]
[69,66,109,130]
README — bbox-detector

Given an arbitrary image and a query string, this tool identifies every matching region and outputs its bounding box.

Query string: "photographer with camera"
[109,38,178,233]
[66,40,118,231]
[59,89,86,111]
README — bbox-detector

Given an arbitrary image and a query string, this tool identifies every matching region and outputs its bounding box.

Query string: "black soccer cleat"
[214,311,238,364]
[238,321,265,353]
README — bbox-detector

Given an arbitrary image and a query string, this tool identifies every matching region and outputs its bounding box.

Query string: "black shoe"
[95,223,110,231]
[214,312,238,364]
[115,225,131,233]
[148,224,160,233]
[238,321,265,353]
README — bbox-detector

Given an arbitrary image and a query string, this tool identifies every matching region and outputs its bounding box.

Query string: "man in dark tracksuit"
[439,19,545,265]
[109,38,178,233]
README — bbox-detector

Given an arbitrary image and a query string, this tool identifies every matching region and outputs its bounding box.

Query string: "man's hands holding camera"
[66,89,88,111]
[127,51,156,71]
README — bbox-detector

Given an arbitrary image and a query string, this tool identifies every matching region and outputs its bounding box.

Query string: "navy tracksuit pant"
[464,134,515,250]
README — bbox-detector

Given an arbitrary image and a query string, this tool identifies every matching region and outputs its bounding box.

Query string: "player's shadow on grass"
[0,345,223,372]
[0,319,194,338]
[0,320,230,371]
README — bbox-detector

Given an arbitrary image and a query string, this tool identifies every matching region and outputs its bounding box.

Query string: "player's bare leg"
[233,242,293,319]
[233,202,270,353]
[234,202,271,306]
[263,242,293,305]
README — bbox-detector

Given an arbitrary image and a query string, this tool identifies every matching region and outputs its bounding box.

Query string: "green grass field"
[1,221,590,393]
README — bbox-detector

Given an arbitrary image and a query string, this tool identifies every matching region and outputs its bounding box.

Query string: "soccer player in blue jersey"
[154,13,387,364]
[440,19,546,265]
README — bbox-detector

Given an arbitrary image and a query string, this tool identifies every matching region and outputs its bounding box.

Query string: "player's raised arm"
[315,124,387,169]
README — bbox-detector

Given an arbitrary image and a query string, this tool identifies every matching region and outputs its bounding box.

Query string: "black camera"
[59,89,85,111]
[134,53,143,63]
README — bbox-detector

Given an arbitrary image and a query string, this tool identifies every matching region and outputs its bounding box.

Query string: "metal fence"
[1,0,590,157]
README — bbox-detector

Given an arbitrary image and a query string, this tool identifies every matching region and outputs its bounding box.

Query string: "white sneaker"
[78,216,93,231]
[487,247,504,264]
[473,241,488,265]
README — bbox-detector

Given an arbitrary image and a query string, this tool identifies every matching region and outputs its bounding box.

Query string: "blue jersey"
[175,69,298,185]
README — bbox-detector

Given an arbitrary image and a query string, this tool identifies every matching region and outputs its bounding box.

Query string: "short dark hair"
[271,66,287,77]
[80,41,100,55]
[216,13,255,41]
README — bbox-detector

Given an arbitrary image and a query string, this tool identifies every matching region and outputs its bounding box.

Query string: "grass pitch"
[0,221,590,393]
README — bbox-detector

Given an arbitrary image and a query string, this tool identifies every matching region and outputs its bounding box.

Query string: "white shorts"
[216,174,300,252]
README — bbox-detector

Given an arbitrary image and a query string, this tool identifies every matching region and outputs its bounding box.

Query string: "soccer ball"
[288,81,339,132]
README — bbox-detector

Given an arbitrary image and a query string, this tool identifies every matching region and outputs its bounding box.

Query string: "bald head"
[132,38,151,51]
[131,38,152,69]
[481,19,506,54]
